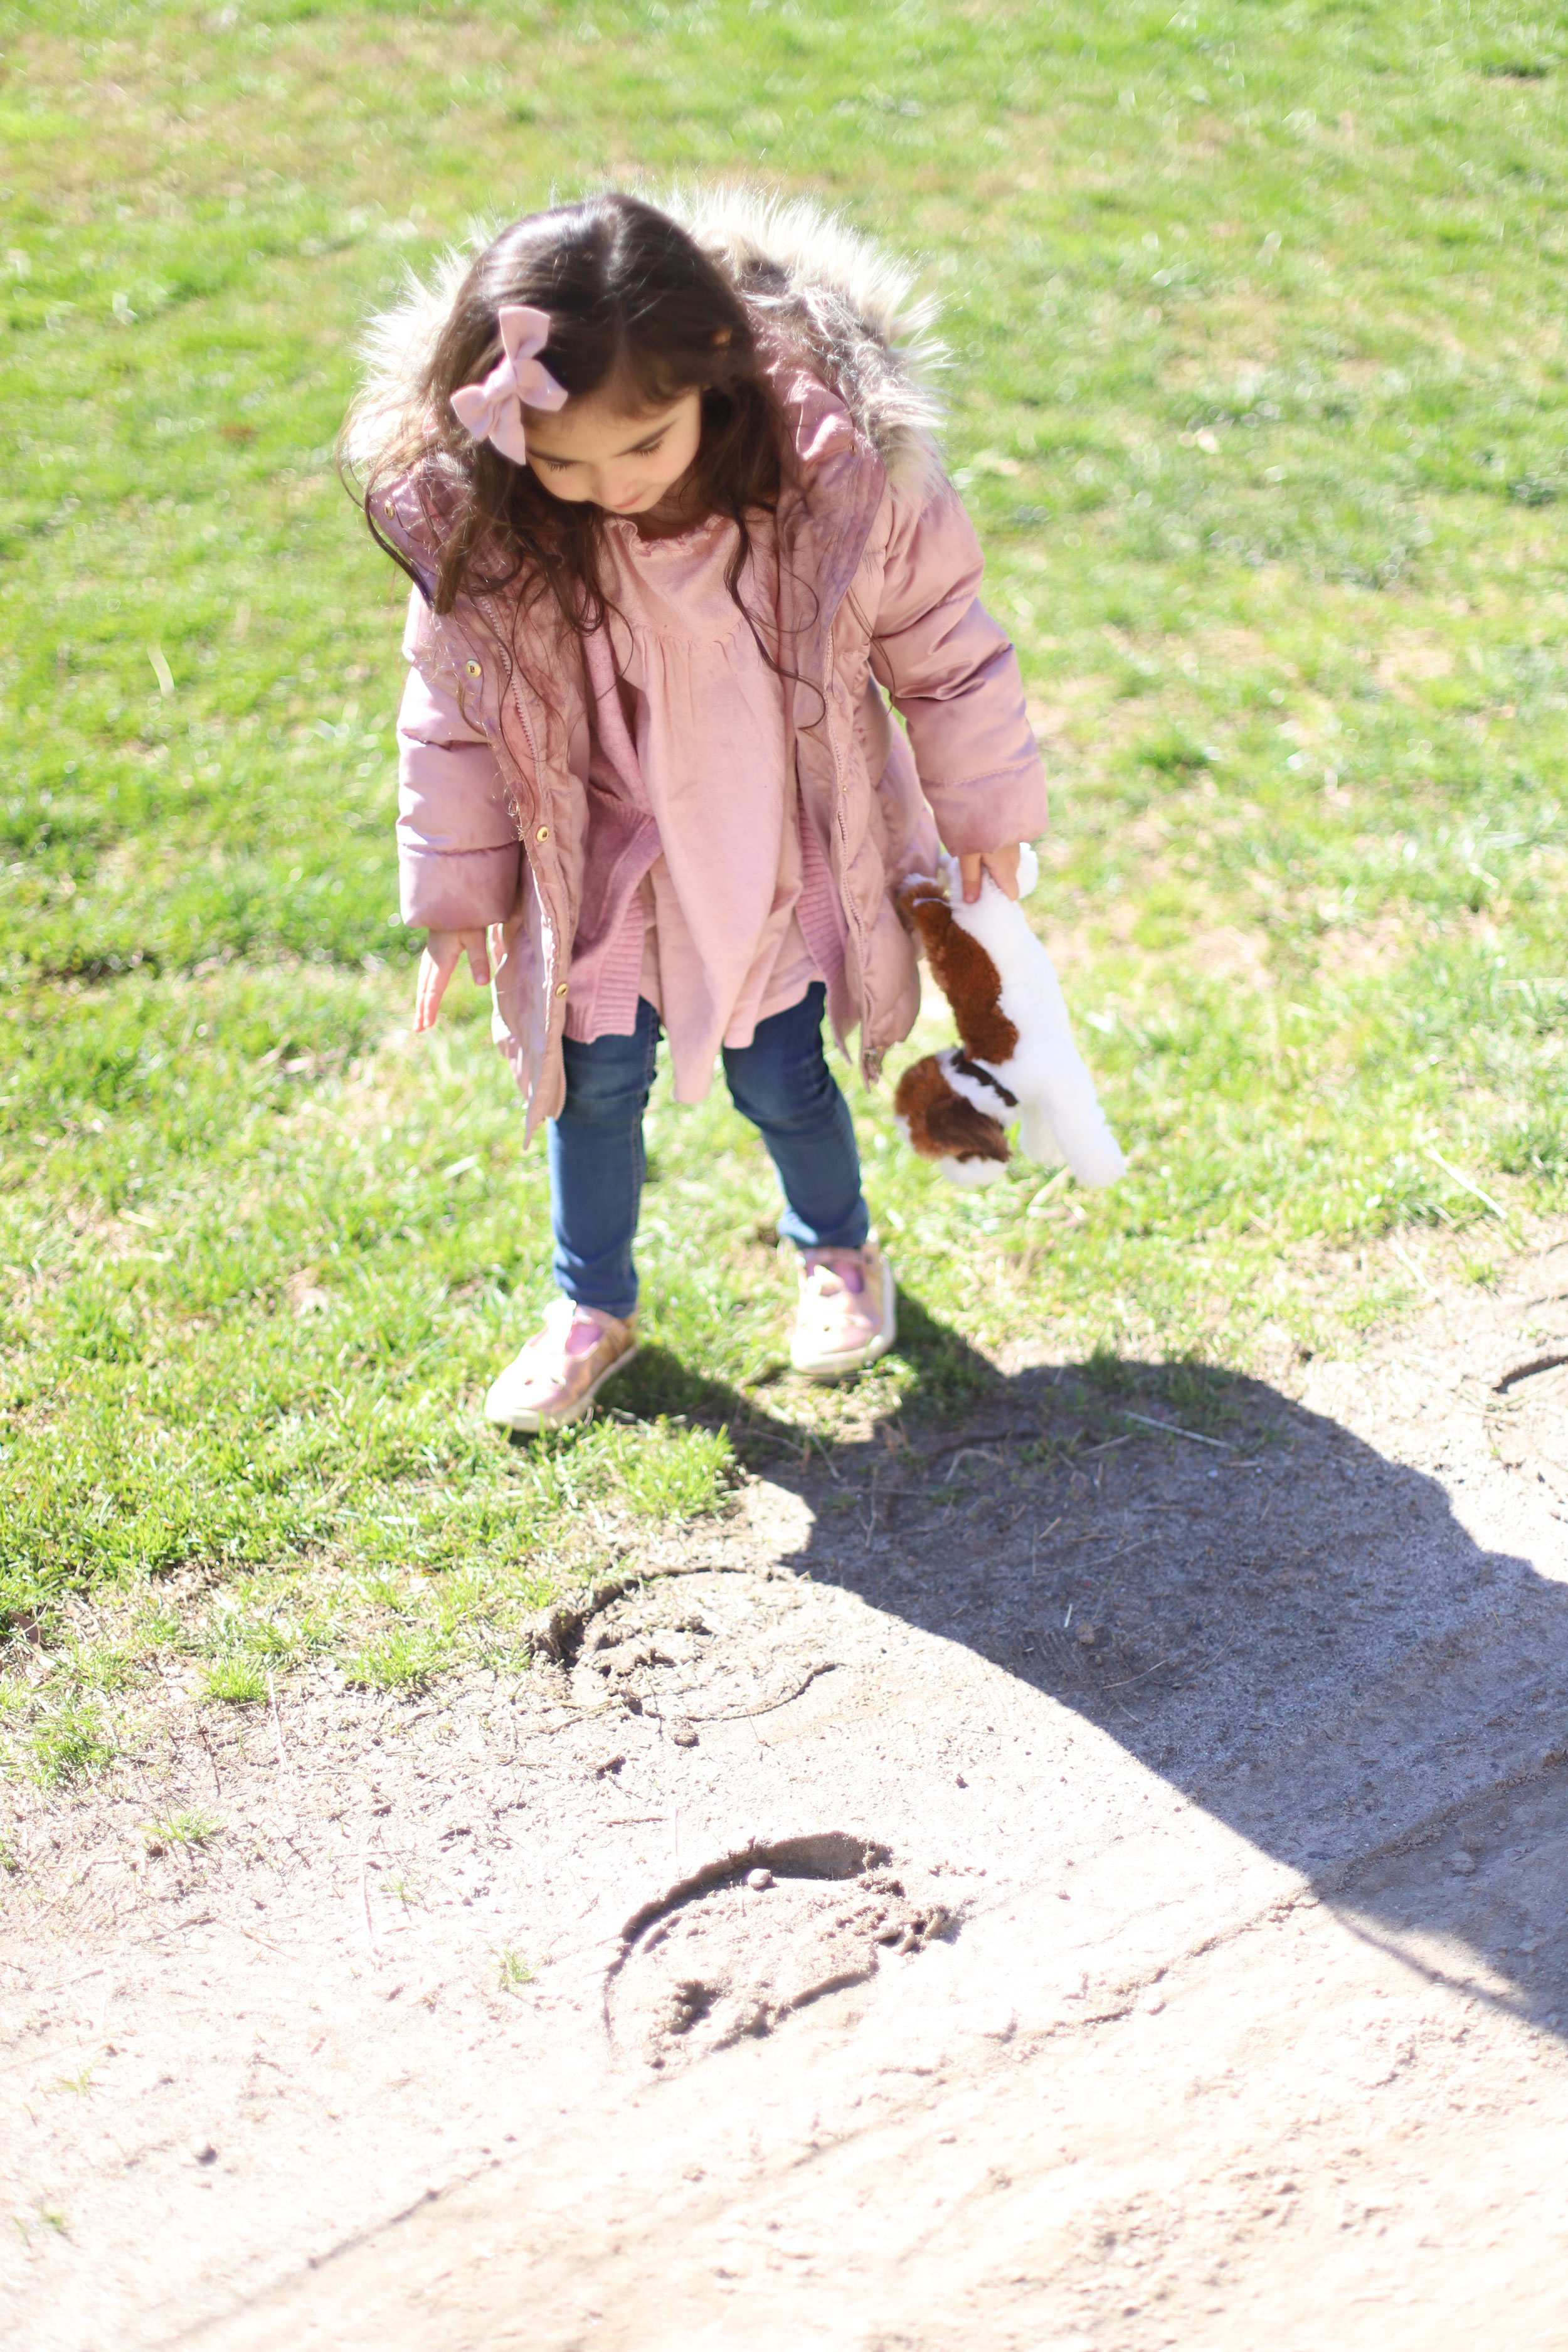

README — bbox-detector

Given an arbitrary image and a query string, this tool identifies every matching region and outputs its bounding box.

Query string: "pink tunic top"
[565,509,845,1102]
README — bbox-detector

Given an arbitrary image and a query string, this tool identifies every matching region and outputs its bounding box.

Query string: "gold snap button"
[535,824,551,842]
[383,501,395,519]
[554,980,568,997]
[465,659,482,679]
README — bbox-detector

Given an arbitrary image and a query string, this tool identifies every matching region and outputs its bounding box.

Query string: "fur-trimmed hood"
[343,184,946,491]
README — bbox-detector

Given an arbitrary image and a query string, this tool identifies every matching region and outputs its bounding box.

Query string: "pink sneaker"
[790,1242,897,1379]
[484,1298,639,1431]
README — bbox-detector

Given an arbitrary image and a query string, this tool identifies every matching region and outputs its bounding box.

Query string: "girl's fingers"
[413,931,489,1030]
[986,845,1022,901]
[958,847,1022,904]
[413,945,455,1032]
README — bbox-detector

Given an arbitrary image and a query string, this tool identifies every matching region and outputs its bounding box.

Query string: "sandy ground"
[4,1237,1568,2351]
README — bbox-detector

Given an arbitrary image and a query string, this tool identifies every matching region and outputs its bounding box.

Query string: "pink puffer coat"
[367,201,1048,1140]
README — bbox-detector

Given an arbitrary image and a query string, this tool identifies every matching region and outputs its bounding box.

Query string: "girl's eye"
[543,458,573,474]
[631,437,664,457]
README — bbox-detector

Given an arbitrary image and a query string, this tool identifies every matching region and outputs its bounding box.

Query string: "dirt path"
[4,1241,1567,2350]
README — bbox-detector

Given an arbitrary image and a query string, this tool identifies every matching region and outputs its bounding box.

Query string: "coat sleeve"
[395,595,521,933]
[864,474,1048,856]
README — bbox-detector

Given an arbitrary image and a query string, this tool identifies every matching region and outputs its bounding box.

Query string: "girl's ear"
[711,327,733,347]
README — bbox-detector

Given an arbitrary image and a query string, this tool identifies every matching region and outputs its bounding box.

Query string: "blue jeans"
[548,982,869,1320]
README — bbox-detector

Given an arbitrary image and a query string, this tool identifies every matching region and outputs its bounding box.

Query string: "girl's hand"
[957,845,1021,904]
[413,928,491,1031]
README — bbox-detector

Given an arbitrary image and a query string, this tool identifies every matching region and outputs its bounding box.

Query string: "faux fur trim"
[342,184,946,491]
[657,182,946,491]
[341,240,475,477]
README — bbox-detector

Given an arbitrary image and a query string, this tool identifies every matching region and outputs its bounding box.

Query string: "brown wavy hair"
[346,193,790,670]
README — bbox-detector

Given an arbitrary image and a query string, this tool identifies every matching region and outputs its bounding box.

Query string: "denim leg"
[721,982,870,1252]
[548,1000,661,1320]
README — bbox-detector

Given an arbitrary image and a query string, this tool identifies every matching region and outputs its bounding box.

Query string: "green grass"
[3,0,1566,1727]
[142,1806,223,1850]
[28,1703,117,1786]
[342,1622,445,1691]
[201,1655,268,1704]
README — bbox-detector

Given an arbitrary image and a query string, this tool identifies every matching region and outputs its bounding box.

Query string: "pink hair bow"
[450,304,567,463]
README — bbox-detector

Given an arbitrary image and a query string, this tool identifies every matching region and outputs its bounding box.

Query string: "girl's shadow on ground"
[613,1288,1000,1432]
[610,1286,1568,2045]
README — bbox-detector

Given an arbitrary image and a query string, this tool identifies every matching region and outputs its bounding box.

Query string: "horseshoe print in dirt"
[604,1832,953,2068]
[1486,1340,1568,1510]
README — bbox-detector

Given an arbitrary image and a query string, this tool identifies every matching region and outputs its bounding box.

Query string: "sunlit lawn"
[3,0,1565,1772]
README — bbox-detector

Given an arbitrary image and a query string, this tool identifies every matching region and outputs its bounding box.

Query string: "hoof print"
[606,1835,954,2070]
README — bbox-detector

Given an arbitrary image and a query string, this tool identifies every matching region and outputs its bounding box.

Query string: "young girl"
[345,189,1046,1431]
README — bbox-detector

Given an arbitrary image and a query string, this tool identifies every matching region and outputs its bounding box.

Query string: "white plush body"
[925,846,1125,1190]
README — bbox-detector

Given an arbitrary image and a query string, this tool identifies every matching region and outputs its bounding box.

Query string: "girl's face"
[524,386,703,516]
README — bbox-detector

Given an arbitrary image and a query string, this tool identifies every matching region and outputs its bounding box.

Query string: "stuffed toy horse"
[893,845,1126,1191]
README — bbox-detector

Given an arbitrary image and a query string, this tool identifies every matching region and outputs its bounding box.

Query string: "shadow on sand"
[606,1289,1568,2038]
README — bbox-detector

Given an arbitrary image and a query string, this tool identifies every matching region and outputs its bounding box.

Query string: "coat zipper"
[476,593,563,1015]
[818,612,883,1080]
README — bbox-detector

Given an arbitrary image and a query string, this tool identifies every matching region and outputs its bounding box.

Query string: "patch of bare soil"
[4,1239,1568,2351]
[608,1833,950,2072]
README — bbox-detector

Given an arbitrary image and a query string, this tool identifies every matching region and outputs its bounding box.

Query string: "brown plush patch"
[894,1057,1010,1165]
[896,874,948,933]
[896,881,1019,1066]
